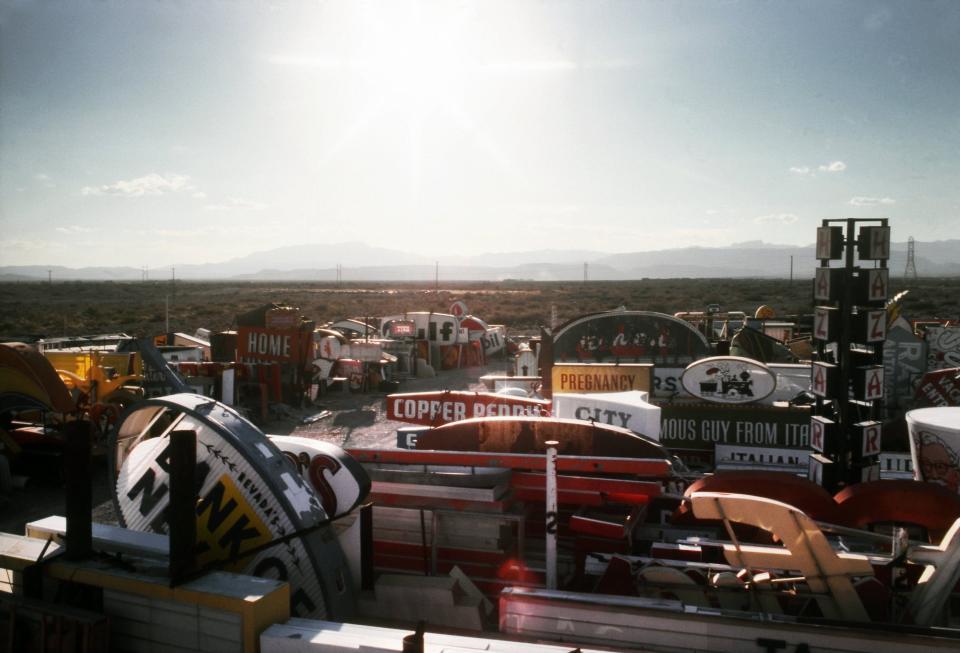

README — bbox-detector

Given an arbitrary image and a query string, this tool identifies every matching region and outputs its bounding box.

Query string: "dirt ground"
[0,364,498,536]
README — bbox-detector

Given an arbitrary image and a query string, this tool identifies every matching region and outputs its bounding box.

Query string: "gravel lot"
[0,364,497,535]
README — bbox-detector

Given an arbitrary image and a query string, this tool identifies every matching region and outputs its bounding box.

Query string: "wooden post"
[63,420,92,561]
[169,429,197,586]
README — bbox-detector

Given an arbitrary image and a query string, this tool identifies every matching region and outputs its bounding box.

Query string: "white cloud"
[790,161,846,176]
[34,172,55,188]
[754,213,799,225]
[55,225,97,234]
[849,196,896,206]
[819,161,847,173]
[204,197,267,211]
[864,8,893,32]
[0,238,55,252]
[81,172,197,197]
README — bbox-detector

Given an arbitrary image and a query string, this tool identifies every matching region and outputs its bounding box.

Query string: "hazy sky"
[2,0,958,268]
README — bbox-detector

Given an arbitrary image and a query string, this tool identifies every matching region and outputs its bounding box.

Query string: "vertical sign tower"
[810,219,889,490]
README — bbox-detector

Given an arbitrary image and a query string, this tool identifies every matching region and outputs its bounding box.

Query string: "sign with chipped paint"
[386,390,550,426]
[111,394,356,620]
[884,317,926,408]
[658,404,810,452]
[552,363,653,394]
[926,325,960,371]
[267,435,371,519]
[552,390,660,439]
[552,310,710,365]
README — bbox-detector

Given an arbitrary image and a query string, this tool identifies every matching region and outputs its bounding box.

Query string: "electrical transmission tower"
[904,236,918,280]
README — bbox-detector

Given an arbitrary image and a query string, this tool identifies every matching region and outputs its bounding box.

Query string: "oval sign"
[267,435,371,519]
[680,356,776,404]
[110,393,356,620]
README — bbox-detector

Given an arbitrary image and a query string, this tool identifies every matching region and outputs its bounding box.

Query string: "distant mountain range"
[3,240,958,281]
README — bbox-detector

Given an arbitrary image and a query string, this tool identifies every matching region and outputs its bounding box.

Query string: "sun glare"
[353,2,472,118]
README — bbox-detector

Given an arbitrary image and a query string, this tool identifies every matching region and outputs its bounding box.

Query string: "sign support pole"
[545,440,559,590]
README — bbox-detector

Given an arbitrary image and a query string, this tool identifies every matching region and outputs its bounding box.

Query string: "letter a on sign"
[865,367,883,401]
[815,268,832,301]
[812,362,836,398]
[868,269,888,302]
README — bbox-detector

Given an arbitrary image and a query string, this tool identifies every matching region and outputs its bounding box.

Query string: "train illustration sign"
[680,356,776,404]
[552,310,711,365]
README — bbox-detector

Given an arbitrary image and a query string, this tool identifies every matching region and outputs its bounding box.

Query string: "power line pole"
[435,261,439,294]
[583,262,588,283]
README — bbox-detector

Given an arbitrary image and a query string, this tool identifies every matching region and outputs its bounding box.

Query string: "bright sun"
[352,1,472,119]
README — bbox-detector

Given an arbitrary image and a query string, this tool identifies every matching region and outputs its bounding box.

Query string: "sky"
[1,0,959,268]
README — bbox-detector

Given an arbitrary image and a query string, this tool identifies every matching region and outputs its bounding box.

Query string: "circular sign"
[680,356,777,404]
[111,393,356,619]
[449,300,468,318]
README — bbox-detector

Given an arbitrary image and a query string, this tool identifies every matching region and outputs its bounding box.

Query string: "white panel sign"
[553,390,660,439]
[715,444,810,470]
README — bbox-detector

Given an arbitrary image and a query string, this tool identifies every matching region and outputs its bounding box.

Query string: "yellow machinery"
[43,350,145,438]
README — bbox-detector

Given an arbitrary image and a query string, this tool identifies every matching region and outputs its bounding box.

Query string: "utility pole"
[790,255,794,284]
[583,262,588,283]
[435,261,439,294]
[48,269,52,284]
[905,237,918,280]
